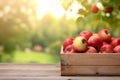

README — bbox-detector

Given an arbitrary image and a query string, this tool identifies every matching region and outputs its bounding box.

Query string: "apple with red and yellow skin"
[113,45,120,53]
[73,36,88,52]
[79,30,93,40]
[85,46,97,53]
[63,38,74,51]
[91,5,99,13]
[111,38,120,48]
[88,34,103,51]
[98,29,112,43]
[100,44,113,53]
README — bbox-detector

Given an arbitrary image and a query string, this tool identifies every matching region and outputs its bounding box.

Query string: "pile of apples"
[63,29,120,53]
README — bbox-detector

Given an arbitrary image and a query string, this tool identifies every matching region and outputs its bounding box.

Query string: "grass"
[13,51,60,63]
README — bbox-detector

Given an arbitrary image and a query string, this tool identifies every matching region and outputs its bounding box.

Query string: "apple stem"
[82,39,87,44]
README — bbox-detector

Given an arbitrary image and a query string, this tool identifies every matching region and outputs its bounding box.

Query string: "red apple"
[103,42,108,45]
[63,38,74,51]
[85,46,97,53]
[111,37,115,41]
[104,7,113,13]
[98,29,112,43]
[88,34,102,50]
[100,44,113,53]
[111,38,120,48]
[113,45,120,53]
[91,5,99,13]
[73,36,88,52]
[118,4,120,11]
[64,45,76,53]
[79,30,93,40]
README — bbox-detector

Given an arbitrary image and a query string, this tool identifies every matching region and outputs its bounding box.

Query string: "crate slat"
[61,53,120,66]
[61,66,120,76]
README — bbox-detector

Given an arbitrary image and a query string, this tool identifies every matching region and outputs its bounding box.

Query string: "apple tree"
[60,0,120,37]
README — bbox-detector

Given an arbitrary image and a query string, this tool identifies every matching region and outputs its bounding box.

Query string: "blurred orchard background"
[0,0,120,63]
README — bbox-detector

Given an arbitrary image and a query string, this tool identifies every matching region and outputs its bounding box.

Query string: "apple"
[91,5,99,13]
[98,29,112,43]
[64,45,76,53]
[118,4,120,11]
[113,45,120,53]
[63,38,74,51]
[79,30,93,40]
[88,34,102,50]
[73,36,88,52]
[85,46,97,53]
[111,38,120,48]
[103,42,108,45]
[100,44,113,53]
[111,37,115,41]
[104,7,113,13]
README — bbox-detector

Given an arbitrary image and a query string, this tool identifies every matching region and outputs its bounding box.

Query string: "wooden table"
[0,63,120,80]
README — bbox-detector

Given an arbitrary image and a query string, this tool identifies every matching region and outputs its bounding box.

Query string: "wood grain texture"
[61,66,120,76]
[61,53,120,76]
[0,63,119,80]
[61,53,120,66]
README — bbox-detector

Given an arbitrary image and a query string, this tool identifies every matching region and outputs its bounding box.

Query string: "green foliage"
[60,0,120,37]
[31,13,77,54]
[47,40,62,54]
[0,0,38,61]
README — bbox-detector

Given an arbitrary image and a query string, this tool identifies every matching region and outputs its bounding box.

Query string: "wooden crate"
[61,49,120,76]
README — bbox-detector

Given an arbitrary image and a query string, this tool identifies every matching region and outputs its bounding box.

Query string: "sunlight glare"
[36,0,65,19]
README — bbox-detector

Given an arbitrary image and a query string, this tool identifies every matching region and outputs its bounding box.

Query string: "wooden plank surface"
[61,66,120,76]
[61,53,120,66]
[0,63,119,80]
